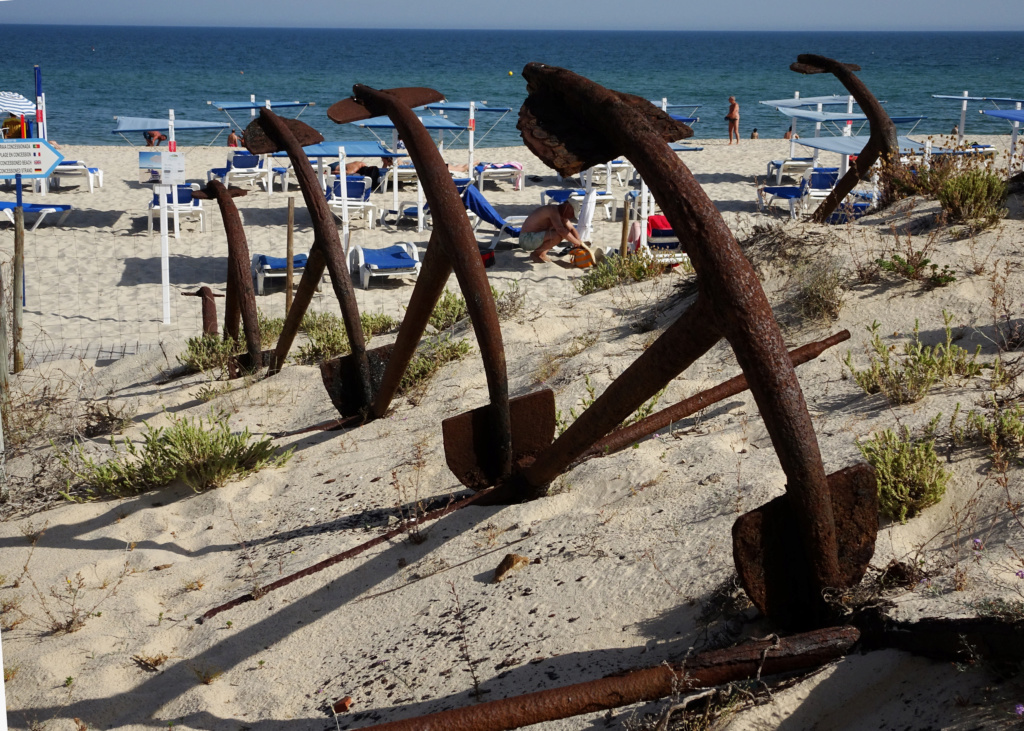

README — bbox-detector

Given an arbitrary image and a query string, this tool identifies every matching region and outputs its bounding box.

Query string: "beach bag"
[569,244,596,269]
[480,250,495,269]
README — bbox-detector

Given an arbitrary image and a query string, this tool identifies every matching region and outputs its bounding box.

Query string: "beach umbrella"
[0,91,36,117]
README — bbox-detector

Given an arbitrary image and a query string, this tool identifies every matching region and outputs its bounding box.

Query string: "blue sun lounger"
[463,184,525,250]
[0,201,73,230]
[348,243,420,289]
[252,252,309,295]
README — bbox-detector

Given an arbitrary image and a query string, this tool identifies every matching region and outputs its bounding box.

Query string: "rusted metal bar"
[181,287,223,336]
[515,64,843,601]
[356,627,860,731]
[199,488,491,622]
[196,181,262,371]
[582,330,851,460]
[496,298,721,504]
[329,86,516,480]
[789,55,899,224]
[243,110,371,404]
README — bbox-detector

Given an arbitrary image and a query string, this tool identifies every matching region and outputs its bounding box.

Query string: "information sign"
[0,138,64,179]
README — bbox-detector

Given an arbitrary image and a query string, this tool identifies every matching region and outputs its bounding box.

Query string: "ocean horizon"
[1,26,1022,147]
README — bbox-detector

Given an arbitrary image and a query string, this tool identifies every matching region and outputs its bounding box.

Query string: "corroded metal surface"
[199,180,262,372]
[789,55,899,223]
[356,627,859,731]
[328,84,556,486]
[497,63,873,626]
[243,110,372,411]
[733,463,878,629]
[582,330,851,460]
[181,287,222,336]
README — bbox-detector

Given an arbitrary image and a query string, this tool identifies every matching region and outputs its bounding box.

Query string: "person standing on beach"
[726,96,740,145]
[227,129,240,147]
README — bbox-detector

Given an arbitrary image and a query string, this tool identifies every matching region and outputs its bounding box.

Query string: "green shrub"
[961,395,1024,458]
[398,336,472,395]
[858,426,951,523]
[429,289,469,331]
[491,281,526,322]
[845,312,982,405]
[573,252,664,296]
[62,410,291,499]
[178,335,241,376]
[937,168,1007,230]
[361,311,400,336]
[295,312,350,364]
[257,310,284,347]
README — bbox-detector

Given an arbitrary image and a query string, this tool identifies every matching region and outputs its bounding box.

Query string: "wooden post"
[619,191,632,257]
[285,195,294,315]
[13,206,24,373]
[0,251,11,498]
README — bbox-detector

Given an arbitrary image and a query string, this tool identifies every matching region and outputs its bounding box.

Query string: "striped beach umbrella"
[0,91,37,116]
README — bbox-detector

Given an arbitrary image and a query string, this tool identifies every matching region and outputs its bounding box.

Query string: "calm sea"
[2,26,1023,147]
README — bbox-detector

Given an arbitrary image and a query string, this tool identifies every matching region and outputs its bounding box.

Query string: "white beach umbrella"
[0,92,37,117]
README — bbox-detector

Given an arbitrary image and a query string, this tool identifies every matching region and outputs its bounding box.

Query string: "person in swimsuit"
[519,201,583,264]
[143,130,167,147]
[227,129,241,147]
[750,128,759,139]
[726,96,740,145]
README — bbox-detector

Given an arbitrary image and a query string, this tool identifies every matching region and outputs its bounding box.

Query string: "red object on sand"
[332,696,353,714]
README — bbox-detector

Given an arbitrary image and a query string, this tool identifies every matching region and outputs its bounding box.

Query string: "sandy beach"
[2,132,1024,730]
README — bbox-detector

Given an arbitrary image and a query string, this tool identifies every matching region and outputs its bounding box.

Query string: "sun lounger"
[49,161,104,193]
[348,242,420,289]
[541,188,615,220]
[0,201,73,230]
[463,184,525,250]
[326,175,375,227]
[474,162,524,191]
[208,153,271,192]
[252,252,310,295]
[626,216,689,267]
[148,184,204,235]
[766,157,815,185]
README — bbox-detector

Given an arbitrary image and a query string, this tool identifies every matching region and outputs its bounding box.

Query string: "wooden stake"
[285,195,294,315]
[13,207,24,373]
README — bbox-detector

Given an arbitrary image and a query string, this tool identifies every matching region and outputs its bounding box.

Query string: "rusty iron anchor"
[241,110,376,412]
[499,63,876,628]
[327,86,555,488]
[790,54,899,224]
[191,181,265,374]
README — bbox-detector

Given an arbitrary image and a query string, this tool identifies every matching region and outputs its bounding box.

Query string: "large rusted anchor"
[499,63,877,628]
[190,181,265,374]
[326,86,556,487]
[791,54,899,223]
[241,110,376,411]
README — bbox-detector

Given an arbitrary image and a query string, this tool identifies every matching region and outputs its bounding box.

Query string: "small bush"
[788,262,845,324]
[361,311,399,336]
[62,409,292,498]
[938,168,1007,231]
[858,425,951,523]
[257,310,284,347]
[296,312,351,364]
[398,336,472,396]
[177,335,240,376]
[429,289,469,331]
[960,395,1024,459]
[574,252,663,296]
[845,312,982,405]
[491,281,526,322]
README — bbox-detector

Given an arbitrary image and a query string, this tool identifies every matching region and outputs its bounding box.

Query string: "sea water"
[1,26,1023,147]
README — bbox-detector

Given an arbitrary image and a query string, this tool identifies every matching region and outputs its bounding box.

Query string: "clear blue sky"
[1,0,1023,31]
